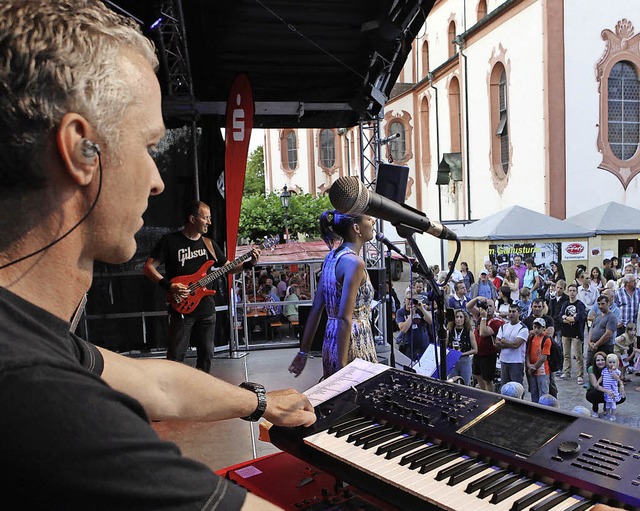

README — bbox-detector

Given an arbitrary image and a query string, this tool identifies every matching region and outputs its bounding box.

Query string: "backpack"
[544,335,562,373]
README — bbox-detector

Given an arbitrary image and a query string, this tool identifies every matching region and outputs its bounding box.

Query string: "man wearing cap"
[523,298,557,397]
[526,317,552,403]
[469,269,498,301]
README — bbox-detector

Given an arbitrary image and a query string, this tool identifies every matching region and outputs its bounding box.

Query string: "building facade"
[262,0,640,262]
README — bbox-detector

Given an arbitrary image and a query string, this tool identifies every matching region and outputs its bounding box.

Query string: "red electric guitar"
[168,236,279,314]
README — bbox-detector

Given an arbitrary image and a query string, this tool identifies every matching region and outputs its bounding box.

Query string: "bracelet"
[480,317,486,321]
[239,382,267,422]
[242,261,253,271]
[158,278,171,291]
[298,351,308,357]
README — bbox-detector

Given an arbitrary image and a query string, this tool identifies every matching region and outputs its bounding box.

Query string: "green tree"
[239,191,331,243]
[243,146,265,196]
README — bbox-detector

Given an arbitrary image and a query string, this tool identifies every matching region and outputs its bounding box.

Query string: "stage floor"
[151,344,640,474]
[151,347,325,472]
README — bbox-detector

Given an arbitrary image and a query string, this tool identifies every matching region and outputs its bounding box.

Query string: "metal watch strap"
[239,382,267,422]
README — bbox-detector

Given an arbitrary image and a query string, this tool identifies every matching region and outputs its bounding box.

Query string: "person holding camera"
[446,309,477,385]
[396,288,433,361]
[467,296,504,391]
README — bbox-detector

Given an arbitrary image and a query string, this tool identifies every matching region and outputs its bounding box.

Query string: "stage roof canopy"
[110,0,436,128]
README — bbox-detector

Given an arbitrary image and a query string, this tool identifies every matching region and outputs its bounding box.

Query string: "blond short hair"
[0,0,158,191]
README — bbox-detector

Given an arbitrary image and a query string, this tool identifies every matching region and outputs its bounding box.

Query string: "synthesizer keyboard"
[270,368,640,511]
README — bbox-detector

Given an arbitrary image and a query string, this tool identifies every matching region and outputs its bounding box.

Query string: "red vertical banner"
[225,73,254,285]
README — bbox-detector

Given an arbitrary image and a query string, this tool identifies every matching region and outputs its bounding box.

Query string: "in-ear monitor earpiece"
[80,139,101,159]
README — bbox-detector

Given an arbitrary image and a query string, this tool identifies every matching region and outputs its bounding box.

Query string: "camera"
[477,301,488,310]
[412,298,421,305]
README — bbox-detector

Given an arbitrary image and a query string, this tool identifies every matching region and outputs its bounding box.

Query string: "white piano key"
[305,428,570,511]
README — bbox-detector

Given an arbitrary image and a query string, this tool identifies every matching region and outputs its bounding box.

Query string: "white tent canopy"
[452,205,594,240]
[565,202,640,235]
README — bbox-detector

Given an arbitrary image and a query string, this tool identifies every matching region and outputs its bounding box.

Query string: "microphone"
[375,233,408,260]
[379,132,401,145]
[329,176,457,241]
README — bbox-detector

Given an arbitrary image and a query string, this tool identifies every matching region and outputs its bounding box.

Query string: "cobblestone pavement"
[551,370,640,429]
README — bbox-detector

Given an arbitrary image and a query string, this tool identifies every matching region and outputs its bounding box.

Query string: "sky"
[249,128,264,153]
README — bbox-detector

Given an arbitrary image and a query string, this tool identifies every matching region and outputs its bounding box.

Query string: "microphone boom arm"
[397,226,448,382]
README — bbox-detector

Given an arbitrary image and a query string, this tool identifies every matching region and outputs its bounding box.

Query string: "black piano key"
[490,477,534,504]
[510,484,554,511]
[362,430,401,449]
[529,489,571,511]
[385,438,426,459]
[465,467,508,494]
[418,451,460,474]
[408,445,450,470]
[333,418,375,438]
[448,461,489,486]
[353,425,395,446]
[346,423,383,443]
[435,456,476,481]
[375,435,415,456]
[399,443,439,466]
[477,472,521,499]
[328,415,369,435]
[563,498,597,511]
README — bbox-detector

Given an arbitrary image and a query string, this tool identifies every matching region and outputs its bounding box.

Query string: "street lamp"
[280,185,291,243]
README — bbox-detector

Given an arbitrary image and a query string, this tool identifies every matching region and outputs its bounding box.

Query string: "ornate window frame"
[487,44,512,194]
[477,0,487,22]
[422,40,430,78]
[317,128,339,175]
[382,111,413,164]
[596,19,640,189]
[279,129,299,175]
[448,19,457,59]
[419,94,432,184]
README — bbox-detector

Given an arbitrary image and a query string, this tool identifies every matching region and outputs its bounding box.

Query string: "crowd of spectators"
[397,252,640,420]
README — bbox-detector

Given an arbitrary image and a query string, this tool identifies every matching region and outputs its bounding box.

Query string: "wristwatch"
[239,382,267,422]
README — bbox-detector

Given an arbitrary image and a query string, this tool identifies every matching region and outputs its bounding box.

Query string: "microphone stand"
[396,225,448,381]
[383,249,396,369]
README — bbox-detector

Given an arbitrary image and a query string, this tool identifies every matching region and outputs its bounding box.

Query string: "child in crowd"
[598,353,625,422]
[614,322,637,382]
[518,287,532,320]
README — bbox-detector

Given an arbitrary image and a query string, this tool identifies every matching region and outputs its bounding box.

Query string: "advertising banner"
[488,242,561,272]
[225,73,254,264]
[561,241,589,261]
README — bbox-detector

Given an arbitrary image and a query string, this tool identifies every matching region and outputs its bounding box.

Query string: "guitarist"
[144,200,260,372]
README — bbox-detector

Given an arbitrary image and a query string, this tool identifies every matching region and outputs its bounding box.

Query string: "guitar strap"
[202,237,218,264]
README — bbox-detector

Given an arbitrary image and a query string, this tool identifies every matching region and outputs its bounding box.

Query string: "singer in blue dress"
[289,210,378,379]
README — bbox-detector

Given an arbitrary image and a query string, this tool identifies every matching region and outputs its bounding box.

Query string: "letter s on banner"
[232,93,246,142]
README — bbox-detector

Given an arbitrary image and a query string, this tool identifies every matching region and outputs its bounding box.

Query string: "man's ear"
[56,113,99,185]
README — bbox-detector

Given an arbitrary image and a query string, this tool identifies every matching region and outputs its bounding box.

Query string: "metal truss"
[151,0,202,199]
[358,118,389,345]
[153,0,193,97]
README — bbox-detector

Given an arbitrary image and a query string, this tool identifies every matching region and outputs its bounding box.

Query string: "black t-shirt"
[150,231,228,316]
[522,313,554,333]
[0,287,246,510]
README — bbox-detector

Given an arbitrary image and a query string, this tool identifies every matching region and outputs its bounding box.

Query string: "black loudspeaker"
[375,163,409,203]
[298,304,327,353]
[367,267,386,299]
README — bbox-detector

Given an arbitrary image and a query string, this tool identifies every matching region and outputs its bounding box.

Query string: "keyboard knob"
[557,441,581,457]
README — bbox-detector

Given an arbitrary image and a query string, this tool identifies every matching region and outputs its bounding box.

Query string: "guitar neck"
[198,253,252,288]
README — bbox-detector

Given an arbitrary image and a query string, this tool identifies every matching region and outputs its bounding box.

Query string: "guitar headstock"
[260,235,280,251]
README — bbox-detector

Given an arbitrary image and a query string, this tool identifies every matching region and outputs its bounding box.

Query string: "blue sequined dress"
[321,246,377,377]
